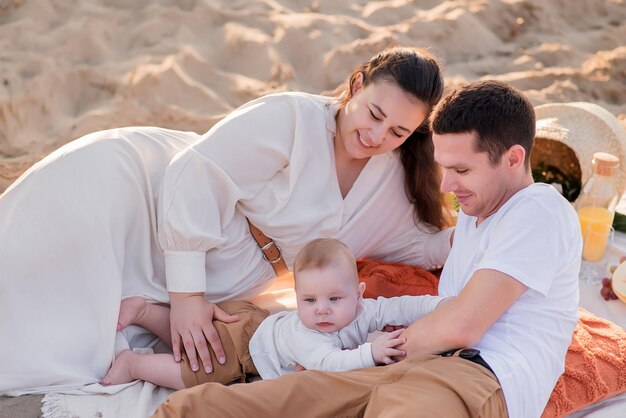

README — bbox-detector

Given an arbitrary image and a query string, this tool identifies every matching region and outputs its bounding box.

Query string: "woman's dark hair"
[337,47,448,229]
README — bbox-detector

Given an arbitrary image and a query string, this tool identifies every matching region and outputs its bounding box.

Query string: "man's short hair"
[293,238,358,283]
[430,80,536,167]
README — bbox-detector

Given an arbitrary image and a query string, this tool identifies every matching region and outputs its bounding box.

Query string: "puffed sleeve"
[367,216,453,271]
[158,95,299,292]
[416,226,454,269]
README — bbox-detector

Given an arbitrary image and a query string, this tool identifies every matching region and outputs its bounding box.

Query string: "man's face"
[433,131,511,223]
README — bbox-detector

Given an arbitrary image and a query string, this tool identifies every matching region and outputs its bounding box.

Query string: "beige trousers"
[154,351,507,418]
[180,300,269,387]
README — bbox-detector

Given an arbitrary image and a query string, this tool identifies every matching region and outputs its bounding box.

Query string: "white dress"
[0,92,451,395]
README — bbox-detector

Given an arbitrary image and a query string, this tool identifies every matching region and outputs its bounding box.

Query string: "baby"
[103,238,450,388]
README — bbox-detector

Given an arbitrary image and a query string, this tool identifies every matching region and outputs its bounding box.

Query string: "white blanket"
[41,275,298,417]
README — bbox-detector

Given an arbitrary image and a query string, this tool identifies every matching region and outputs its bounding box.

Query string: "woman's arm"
[158,95,314,371]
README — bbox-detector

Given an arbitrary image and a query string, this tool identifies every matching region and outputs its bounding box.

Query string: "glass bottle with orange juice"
[577,152,620,262]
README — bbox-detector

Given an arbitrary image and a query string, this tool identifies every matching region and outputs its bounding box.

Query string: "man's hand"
[371,329,406,365]
[382,324,406,333]
[168,292,239,373]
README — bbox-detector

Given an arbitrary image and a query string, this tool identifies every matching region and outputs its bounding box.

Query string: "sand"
[0,0,625,193]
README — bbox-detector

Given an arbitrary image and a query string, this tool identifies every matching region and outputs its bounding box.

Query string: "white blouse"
[0,92,450,394]
[158,92,452,300]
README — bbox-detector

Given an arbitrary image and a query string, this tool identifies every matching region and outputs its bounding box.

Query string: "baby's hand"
[371,329,406,365]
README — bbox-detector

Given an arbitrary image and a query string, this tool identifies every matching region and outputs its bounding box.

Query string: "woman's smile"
[357,131,377,149]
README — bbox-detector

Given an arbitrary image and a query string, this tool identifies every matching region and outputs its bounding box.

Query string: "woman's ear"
[358,281,366,299]
[351,72,364,95]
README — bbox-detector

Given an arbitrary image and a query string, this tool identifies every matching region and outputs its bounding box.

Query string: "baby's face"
[295,263,362,333]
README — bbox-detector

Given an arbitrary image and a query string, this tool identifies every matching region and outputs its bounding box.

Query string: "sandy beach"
[1,0,625,193]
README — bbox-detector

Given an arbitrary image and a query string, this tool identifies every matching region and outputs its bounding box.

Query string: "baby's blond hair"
[293,238,358,285]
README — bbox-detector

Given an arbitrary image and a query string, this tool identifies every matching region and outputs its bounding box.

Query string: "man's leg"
[152,354,506,418]
[364,355,506,418]
[153,364,397,418]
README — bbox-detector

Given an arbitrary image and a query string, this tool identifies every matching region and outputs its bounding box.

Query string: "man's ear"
[506,145,526,170]
[358,281,366,299]
[351,72,364,95]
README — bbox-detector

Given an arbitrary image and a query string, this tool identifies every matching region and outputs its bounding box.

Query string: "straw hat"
[532,102,626,203]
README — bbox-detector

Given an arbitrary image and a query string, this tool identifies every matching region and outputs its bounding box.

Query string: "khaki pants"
[155,351,507,418]
[180,300,269,387]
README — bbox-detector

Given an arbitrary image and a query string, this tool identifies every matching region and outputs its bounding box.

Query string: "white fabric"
[41,380,173,418]
[157,92,451,295]
[249,295,445,379]
[0,91,451,395]
[439,183,581,418]
[35,282,626,418]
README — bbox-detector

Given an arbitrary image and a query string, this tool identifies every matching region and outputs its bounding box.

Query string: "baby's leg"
[118,297,172,346]
[102,349,185,390]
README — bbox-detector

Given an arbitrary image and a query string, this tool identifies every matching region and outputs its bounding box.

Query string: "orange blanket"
[356,259,626,418]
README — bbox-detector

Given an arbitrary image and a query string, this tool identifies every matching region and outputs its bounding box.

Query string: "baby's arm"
[293,329,408,371]
[291,335,376,372]
[368,295,454,332]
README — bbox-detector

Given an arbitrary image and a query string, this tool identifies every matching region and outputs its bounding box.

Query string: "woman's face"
[336,77,429,160]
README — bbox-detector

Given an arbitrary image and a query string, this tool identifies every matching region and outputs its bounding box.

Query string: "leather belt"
[440,348,495,375]
[247,219,290,278]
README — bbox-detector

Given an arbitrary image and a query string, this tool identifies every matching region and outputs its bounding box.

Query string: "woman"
[0,47,452,394]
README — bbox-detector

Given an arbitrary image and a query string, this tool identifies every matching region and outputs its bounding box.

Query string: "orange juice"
[578,206,613,261]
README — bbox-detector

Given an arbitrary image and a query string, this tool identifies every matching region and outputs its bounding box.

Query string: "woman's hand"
[168,292,239,373]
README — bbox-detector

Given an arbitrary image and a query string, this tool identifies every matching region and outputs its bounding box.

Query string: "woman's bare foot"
[101,349,137,385]
[117,296,148,331]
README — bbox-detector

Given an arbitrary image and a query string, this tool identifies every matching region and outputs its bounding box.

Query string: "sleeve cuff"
[362,342,376,368]
[164,250,207,293]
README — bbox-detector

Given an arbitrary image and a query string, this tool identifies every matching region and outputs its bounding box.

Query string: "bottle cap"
[593,152,620,176]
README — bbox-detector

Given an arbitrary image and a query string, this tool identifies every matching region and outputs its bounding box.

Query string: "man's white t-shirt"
[439,183,581,418]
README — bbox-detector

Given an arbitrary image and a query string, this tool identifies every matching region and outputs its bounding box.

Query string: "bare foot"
[117,296,148,331]
[101,350,137,385]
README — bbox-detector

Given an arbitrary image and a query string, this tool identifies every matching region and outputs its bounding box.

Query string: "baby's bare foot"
[101,350,137,386]
[117,296,148,331]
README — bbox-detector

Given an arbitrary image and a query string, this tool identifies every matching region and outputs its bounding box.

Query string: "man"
[152,81,581,418]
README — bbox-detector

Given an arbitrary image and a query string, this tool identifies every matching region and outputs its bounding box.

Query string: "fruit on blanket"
[609,261,626,304]
[612,273,626,304]
[600,276,618,301]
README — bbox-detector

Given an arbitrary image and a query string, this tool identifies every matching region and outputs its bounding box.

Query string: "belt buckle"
[261,240,282,264]
[459,348,480,359]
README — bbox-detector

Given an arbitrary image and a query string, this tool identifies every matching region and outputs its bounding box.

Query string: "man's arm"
[398,268,527,356]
